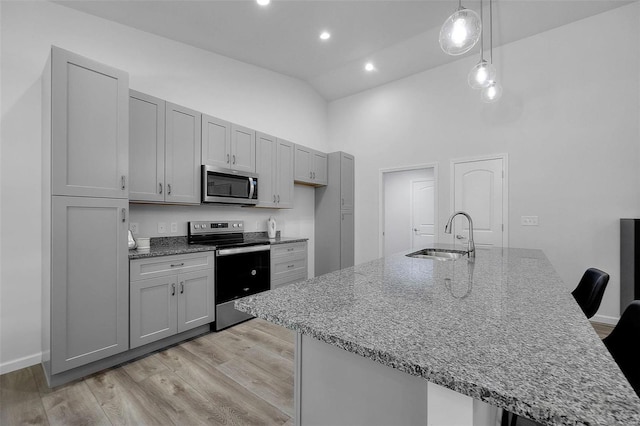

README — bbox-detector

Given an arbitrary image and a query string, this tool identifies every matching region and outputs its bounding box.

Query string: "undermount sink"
[406,248,468,261]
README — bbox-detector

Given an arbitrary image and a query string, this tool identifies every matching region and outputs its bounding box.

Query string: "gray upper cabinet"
[315,152,355,276]
[294,144,328,186]
[231,124,256,173]
[51,46,129,199]
[256,132,294,208]
[165,102,202,204]
[201,114,231,169]
[129,91,165,202]
[256,132,277,207]
[50,196,129,374]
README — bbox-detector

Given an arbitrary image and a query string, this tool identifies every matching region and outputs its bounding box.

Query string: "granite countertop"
[235,245,640,425]
[128,232,308,259]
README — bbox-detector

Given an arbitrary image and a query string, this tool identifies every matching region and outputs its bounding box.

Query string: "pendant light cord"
[479,0,484,61]
[489,0,493,65]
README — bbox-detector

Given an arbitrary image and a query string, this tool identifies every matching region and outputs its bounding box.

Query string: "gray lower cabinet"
[271,242,308,289]
[129,253,215,349]
[49,196,129,374]
[50,46,129,199]
[256,132,294,208]
[315,152,355,276]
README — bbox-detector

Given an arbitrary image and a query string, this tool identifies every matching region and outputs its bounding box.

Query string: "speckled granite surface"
[235,246,640,425]
[128,232,307,259]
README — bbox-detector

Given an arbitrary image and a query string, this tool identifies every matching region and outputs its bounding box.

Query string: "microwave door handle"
[248,177,255,199]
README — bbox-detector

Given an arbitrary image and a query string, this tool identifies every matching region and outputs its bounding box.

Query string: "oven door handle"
[216,244,270,256]
[248,177,255,200]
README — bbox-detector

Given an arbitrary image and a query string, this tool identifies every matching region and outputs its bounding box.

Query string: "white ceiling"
[54,0,631,100]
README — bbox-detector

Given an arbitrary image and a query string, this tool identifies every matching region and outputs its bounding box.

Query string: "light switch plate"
[158,222,167,234]
[521,216,539,226]
[129,223,139,234]
[170,222,178,233]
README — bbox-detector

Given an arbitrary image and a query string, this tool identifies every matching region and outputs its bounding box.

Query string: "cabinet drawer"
[131,253,214,281]
[271,242,307,259]
[272,257,307,281]
[272,272,306,289]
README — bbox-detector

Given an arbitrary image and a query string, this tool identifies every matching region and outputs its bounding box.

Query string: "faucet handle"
[456,234,465,240]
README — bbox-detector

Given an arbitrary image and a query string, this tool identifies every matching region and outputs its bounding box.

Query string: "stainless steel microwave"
[201,165,258,205]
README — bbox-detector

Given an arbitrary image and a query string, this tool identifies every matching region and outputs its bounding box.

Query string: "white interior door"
[411,179,435,249]
[453,158,505,248]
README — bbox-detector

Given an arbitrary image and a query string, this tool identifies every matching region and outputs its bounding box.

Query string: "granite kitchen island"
[235,247,640,425]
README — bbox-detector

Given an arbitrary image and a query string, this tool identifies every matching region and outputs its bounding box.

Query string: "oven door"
[215,245,270,330]
[202,165,258,205]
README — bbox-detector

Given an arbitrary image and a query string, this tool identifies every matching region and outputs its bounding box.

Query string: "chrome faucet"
[444,211,475,258]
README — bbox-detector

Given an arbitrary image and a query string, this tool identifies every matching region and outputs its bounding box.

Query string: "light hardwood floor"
[592,321,614,339]
[0,319,294,426]
[0,320,617,426]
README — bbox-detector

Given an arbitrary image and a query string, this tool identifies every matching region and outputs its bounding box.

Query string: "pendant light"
[467,0,495,89]
[439,0,482,56]
[480,0,502,102]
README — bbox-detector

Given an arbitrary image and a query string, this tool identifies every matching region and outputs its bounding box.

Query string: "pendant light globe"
[468,60,496,89]
[480,80,503,103]
[439,7,482,56]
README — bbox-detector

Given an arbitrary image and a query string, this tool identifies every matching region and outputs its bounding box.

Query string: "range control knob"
[233,223,238,228]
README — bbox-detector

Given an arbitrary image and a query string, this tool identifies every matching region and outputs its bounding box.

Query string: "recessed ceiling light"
[319,31,331,41]
[365,62,375,72]
[256,0,270,6]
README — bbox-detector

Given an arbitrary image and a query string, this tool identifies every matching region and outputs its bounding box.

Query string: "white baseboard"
[591,314,619,326]
[0,352,42,375]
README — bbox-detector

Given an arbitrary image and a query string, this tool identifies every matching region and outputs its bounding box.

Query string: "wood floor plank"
[591,322,614,339]
[0,367,50,425]
[41,380,110,426]
[237,344,294,381]
[245,318,295,343]
[158,345,291,425]
[121,352,169,383]
[136,370,229,425]
[85,368,174,425]
[29,365,81,396]
[217,351,294,416]
[181,330,253,368]
[227,325,294,361]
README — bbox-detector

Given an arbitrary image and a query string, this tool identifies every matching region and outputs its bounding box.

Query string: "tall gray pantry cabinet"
[315,152,355,276]
[42,47,130,385]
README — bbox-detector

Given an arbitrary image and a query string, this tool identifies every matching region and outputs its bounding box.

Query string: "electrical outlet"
[158,222,167,234]
[521,216,539,226]
[129,223,139,234]
[171,222,178,233]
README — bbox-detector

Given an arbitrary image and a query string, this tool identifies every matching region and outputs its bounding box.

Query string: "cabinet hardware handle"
[312,172,315,179]
[159,183,163,194]
[170,262,185,267]
[227,154,230,164]
[171,283,176,296]
[309,171,312,179]
[121,208,126,222]
[274,194,276,203]
[287,264,294,268]
[277,194,280,203]
[342,213,344,221]
[243,287,250,292]
[180,282,184,294]
[287,248,294,252]
[341,198,344,206]
[121,175,126,190]
[167,184,172,195]
[233,155,236,165]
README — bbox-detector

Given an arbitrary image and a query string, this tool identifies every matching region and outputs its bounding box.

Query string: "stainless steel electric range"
[188,220,270,330]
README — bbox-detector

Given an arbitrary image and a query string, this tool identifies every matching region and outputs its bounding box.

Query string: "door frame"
[379,163,439,258]
[450,154,509,248]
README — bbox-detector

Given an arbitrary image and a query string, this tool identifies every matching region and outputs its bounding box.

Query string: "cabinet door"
[202,114,231,169]
[256,132,277,207]
[51,47,129,199]
[231,124,256,173]
[177,270,215,333]
[276,139,295,208]
[340,210,355,269]
[129,91,165,202]
[165,102,201,204]
[130,276,178,349]
[51,196,129,374]
[313,151,328,186]
[340,153,355,211]
[294,144,312,183]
